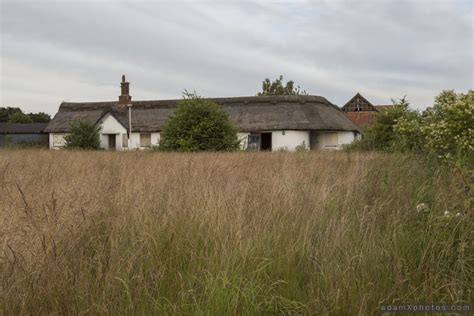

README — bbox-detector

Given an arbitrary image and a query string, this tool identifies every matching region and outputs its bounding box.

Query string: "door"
[108,134,116,149]
[260,133,272,151]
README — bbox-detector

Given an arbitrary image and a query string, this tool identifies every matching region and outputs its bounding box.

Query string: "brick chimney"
[118,75,131,106]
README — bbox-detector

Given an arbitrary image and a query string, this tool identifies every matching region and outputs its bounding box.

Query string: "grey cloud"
[1,0,472,114]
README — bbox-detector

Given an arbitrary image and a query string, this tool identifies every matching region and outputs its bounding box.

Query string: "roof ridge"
[60,95,332,106]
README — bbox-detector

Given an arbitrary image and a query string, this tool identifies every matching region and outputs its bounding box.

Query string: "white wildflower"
[455,212,462,217]
[416,203,429,213]
[444,210,450,217]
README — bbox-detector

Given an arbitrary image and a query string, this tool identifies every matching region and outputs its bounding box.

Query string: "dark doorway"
[108,134,116,149]
[261,133,272,151]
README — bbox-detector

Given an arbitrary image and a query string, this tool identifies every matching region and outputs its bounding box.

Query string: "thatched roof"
[44,95,360,133]
[0,123,48,134]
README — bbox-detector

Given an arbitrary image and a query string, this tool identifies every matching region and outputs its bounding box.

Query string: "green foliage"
[0,107,22,122]
[295,141,308,152]
[421,90,473,164]
[350,91,473,165]
[159,92,240,151]
[1,107,51,123]
[7,111,33,123]
[27,112,51,123]
[348,96,414,151]
[257,75,307,96]
[392,109,424,153]
[64,121,101,150]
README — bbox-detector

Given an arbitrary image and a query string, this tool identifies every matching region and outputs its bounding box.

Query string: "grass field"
[0,150,472,314]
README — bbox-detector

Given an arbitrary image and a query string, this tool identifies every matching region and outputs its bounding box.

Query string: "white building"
[44,76,361,151]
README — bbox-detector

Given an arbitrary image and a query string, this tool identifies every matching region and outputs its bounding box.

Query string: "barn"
[342,93,393,128]
[44,77,361,151]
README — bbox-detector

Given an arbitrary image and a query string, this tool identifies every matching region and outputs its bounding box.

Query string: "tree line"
[0,107,51,123]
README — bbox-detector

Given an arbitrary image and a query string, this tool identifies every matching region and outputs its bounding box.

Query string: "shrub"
[421,90,473,167]
[392,109,424,153]
[295,141,308,152]
[159,92,240,151]
[64,121,101,150]
[347,97,413,151]
[349,91,473,166]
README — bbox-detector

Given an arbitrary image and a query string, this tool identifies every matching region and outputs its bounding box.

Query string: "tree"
[64,121,101,150]
[257,75,307,96]
[0,107,22,122]
[28,112,51,123]
[159,92,240,151]
[1,107,51,123]
[8,111,33,123]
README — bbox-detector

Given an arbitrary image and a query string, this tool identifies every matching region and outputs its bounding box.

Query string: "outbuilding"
[0,123,49,147]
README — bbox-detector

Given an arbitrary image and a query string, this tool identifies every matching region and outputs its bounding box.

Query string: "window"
[122,134,128,147]
[247,134,260,151]
[325,132,338,147]
[53,134,66,147]
[140,133,151,147]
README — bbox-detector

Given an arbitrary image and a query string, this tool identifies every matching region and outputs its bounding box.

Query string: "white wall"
[237,132,250,150]
[240,130,354,151]
[50,127,357,151]
[97,114,160,150]
[311,131,358,150]
[127,132,160,150]
[98,114,127,150]
[151,133,160,146]
[271,130,310,151]
[338,131,358,146]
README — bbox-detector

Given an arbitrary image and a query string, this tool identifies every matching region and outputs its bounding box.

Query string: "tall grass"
[0,150,472,314]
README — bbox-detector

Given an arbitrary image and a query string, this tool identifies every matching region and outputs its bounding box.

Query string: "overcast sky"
[1,0,472,114]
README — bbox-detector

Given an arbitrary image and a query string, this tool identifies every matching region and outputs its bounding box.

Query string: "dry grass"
[0,149,472,315]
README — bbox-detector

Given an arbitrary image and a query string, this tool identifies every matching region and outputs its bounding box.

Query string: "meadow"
[0,150,472,315]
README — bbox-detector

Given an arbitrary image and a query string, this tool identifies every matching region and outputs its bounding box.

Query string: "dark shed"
[0,123,49,147]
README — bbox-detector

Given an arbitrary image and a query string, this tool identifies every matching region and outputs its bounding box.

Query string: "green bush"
[159,92,240,151]
[64,121,101,150]
[347,97,413,151]
[420,90,473,166]
[349,90,473,170]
